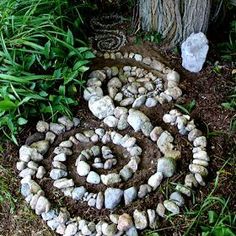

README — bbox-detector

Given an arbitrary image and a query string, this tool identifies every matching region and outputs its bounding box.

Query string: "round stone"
[157,157,176,178]
[36,121,49,132]
[77,161,90,176]
[86,171,100,184]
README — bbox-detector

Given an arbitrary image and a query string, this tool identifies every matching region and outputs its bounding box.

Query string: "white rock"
[36,166,46,179]
[101,173,121,185]
[127,109,150,131]
[134,54,142,61]
[132,95,146,108]
[163,200,180,214]
[193,136,207,147]
[36,121,49,132]
[77,161,90,176]
[103,116,118,128]
[53,178,74,189]
[86,171,100,184]
[145,97,157,107]
[166,71,180,83]
[150,127,163,141]
[89,96,115,119]
[181,32,209,73]
[193,150,209,161]
[165,87,182,100]
[189,164,208,177]
[35,196,51,215]
[114,107,128,118]
[16,161,26,171]
[148,172,163,190]
[133,210,148,230]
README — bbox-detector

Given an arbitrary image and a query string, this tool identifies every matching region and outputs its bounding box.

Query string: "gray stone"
[193,136,207,147]
[195,173,206,186]
[138,184,152,198]
[189,164,208,177]
[163,114,177,124]
[53,147,72,156]
[147,209,158,229]
[86,171,100,184]
[19,168,36,178]
[50,169,67,180]
[133,210,148,230]
[170,192,185,207]
[126,226,138,236]
[166,71,180,83]
[59,140,73,148]
[102,223,117,236]
[181,32,209,73]
[163,200,180,215]
[193,151,209,161]
[119,166,133,181]
[27,161,38,171]
[64,222,78,236]
[83,86,103,101]
[58,116,74,131]
[111,66,119,76]
[156,203,165,217]
[120,98,135,106]
[53,178,74,189]
[104,188,123,209]
[52,161,67,170]
[54,153,66,162]
[88,198,96,207]
[31,140,49,155]
[127,156,140,172]
[188,128,203,142]
[150,127,163,142]
[141,121,153,137]
[36,121,49,133]
[25,132,45,146]
[101,173,121,185]
[50,123,65,135]
[89,70,106,81]
[35,196,51,215]
[89,96,115,119]
[145,97,157,107]
[77,161,90,176]
[127,109,150,132]
[157,131,174,153]
[73,117,80,127]
[117,114,129,130]
[165,87,182,100]
[132,95,146,108]
[124,187,137,205]
[45,131,56,144]
[87,77,102,87]
[134,54,142,61]
[117,213,133,231]
[41,209,58,221]
[148,172,163,190]
[16,161,26,171]
[175,184,191,197]
[157,157,176,178]
[104,116,118,128]
[75,133,90,143]
[96,192,103,209]
[193,159,209,167]
[184,174,198,188]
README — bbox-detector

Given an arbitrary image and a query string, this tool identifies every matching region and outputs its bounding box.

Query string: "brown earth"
[0,40,235,236]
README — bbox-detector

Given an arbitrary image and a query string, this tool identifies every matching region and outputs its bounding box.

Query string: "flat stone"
[181,32,209,73]
[148,172,163,190]
[86,171,101,184]
[124,187,137,205]
[133,210,148,230]
[157,157,176,178]
[104,188,123,209]
[163,200,180,214]
[89,96,115,119]
[25,132,45,146]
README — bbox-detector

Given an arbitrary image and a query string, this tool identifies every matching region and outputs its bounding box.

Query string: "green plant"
[135,31,162,45]
[0,0,94,144]
[218,19,236,62]
[175,100,196,115]
[0,165,17,213]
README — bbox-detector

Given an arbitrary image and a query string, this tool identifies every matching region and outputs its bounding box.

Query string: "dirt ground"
[0,41,235,236]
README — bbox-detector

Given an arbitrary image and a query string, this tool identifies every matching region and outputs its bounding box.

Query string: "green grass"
[0,0,94,144]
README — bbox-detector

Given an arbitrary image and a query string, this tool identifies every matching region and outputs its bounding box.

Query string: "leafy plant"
[218,20,236,62]
[0,0,94,144]
[135,31,162,45]
[175,100,196,115]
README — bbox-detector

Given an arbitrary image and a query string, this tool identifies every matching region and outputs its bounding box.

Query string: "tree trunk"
[137,0,211,47]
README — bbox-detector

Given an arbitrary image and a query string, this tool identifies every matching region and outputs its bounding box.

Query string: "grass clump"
[0,0,94,144]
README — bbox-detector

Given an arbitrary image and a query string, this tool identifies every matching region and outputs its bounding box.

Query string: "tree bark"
[137,0,211,47]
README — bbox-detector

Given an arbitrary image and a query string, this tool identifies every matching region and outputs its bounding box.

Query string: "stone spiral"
[90,15,126,52]
[17,51,210,235]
